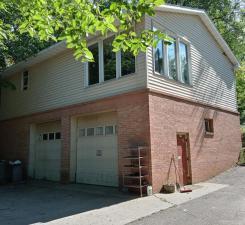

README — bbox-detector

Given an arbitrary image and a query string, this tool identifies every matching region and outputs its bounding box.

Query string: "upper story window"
[153,30,191,85]
[179,41,189,84]
[88,43,99,85]
[22,70,29,91]
[121,50,135,76]
[86,36,135,86]
[167,39,177,80]
[154,39,164,74]
[104,36,116,81]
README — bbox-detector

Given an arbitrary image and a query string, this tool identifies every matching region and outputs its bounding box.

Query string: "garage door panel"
[76,112,118,187]
[34,121,61,182]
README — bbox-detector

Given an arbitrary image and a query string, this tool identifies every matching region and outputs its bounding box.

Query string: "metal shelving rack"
[122,146,149,197]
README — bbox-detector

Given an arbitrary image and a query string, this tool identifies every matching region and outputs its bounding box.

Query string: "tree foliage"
[236,63,245,124]
[0,1,54,72]
[1,0,168,66]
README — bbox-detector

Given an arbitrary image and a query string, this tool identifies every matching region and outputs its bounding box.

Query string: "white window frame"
[152,23,193,86]
[85,36,136,87]
[21,70,29,91]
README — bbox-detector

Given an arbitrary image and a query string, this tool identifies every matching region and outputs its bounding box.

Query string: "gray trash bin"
[9,160,23,183]
[0,160,7,184]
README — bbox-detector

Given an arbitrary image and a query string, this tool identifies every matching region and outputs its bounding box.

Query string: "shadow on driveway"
[0,180,134,225]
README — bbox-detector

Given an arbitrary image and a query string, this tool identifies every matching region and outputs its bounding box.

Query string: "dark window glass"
[104,37,116,81]
[88,43,99,85]
[204,119,214,133]
[179,42,189,84]
[121,51,135,76]
[22,71,29,90]
[168,39,177,80]
[154,40,164,74]
[43,133,48,141]
[55,132,61,140]
[49,133,54,140]
[87,128,94,136]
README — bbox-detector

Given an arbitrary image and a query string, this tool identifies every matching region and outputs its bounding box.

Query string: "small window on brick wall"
[22,70,29,91]
[204,119,214,135]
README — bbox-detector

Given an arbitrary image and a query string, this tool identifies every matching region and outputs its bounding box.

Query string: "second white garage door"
[76,112,118,187]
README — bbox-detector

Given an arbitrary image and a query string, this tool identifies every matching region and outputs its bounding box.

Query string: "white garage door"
[76,112,118,187]
[34,121,61,181]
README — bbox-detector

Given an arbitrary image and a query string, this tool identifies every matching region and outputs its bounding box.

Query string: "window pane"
[87,128,94,136]
[121,51,135,76]
[96,127,104,136]
[55,132,61,140]
[204,119,214,133]
[105,126,114,135]
[22,71,29,90]
[179,42,189,84]
[43,133,48,141]
[154,40,164,74]
[79,128,86,137]
[168,40,177,80]
[104,37,116,81]
[49,133,54,140]
[88,43,99,85]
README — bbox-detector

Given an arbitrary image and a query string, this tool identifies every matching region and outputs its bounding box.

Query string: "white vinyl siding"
[0,22,146,120]
[0,13,237,120]
[146,12,237,112]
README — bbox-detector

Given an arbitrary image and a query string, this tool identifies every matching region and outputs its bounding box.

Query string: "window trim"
[152,23,193,86]
[85,35,136,87]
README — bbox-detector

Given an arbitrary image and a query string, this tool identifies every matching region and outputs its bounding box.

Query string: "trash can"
[0,160,7,184]
[9,160,23,183]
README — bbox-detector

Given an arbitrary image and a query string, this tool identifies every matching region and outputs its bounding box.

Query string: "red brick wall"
[149,91,242,193]
[0,89,241,192]
[0,90,151,184]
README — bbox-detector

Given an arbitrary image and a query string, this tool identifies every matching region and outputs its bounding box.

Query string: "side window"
[153,28,191,85]
[204,119,214,134]
[88,43,99,85]
[22,70,29,91]
[104,36,116,81]
[154,39,164,74]
[179,41,189,84]
[86,36,136,86]
[167,39,177,80]
[121,51,135,76]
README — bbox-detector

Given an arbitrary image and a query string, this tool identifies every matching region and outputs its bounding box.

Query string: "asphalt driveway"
[1,166,245,225]
[129,166,245,225]
[0,181,133,225]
